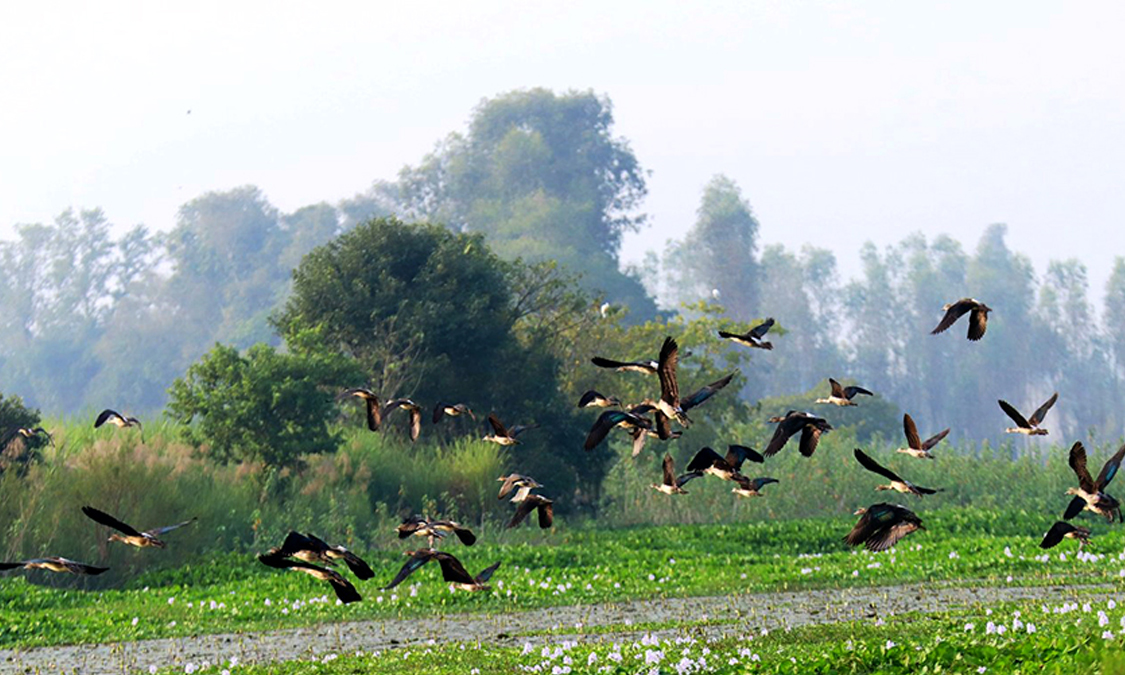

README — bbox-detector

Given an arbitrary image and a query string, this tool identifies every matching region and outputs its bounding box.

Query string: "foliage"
[0,391,43,475]
[167,342,358,469]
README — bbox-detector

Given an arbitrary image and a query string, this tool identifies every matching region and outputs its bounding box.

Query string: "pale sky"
[2,1,1123,299]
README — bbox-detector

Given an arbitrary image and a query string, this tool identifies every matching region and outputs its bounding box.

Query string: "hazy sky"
[2,1,1123,298]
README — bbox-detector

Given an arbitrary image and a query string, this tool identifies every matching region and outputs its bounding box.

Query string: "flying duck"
[81,506,196,548]
[1039,521,1091,550]
[0,426,54,449]
[270,531,374,580]
[340,388,381,431]
[628,423,682,458]
[0,557,108,575]
[1064,441,1125,522]
[482,414,536,445]
[717,317,775,350]
[930,298,991,341]
[577,390,622,408]
[651,454,701,495]
[583,408,652,451]
[507,493,553,529]
[497,473,542,501]
[680,373,736,413]
[764,411,833,457]
[853,449,942,497]
[815,379,874,407]
[432,402,475,424]
[590,356,658,375]
[731,475,779,498]
[686,445,764,482]
[382,549,500,591]
[656,336,691,427]
[94,409,142,437]
[383,398,422,442]
[844,503,924,552]
[897,413,950,459]
[396,515,477,547]
[998,393,1058,436]
[257,551,361,604]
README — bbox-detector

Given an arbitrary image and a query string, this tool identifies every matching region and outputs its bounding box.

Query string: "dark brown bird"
[0,557,108,575]
[764,411,833,457]
[94,409,143,439]
[717,317,775,350]
[340,388,381,431]
[686,445,763,482]
[656,336,690,427]
[257,551,361,603]
[432,402,475,424]
[382,549,500,591]
[931,298,991,341]
[590,356,658,375]
[81,506,196,548]
[896,413,949,459]
[998,393,1058,436]
[1064,442,1125,522]
[497,473,542,501]
[584,409,652,451]
[0,426,54,449]
[577,390,622,408]
[482,414,536,445]
[680,373,736,412]
[507,494,553,529]
[844,503,924,552]
[396,515,476,547]
[815,378,873,407]
[651,454,701,495]
[1040,521,1091,550]
[853,449,942,497]
[730,475,779,498]
[383,398,422,442]
[270,531,374,580]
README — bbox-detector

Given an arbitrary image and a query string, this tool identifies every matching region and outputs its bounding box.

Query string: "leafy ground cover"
[3,507,1124,650]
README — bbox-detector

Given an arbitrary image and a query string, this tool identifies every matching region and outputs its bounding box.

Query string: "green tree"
[167,342,358,469]
[0,392,44,475]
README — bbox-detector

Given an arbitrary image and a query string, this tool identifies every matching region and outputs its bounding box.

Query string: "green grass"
[4,507,1125,650]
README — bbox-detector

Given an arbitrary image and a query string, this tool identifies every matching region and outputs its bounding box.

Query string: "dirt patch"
[1,582,1112,674]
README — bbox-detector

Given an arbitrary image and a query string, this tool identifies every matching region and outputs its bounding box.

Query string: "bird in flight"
[577,390,622,408]
[94,410,143,439]
[930,298,991,341]
[432,402,476,424]
[1064,441,1125,523]
[340,388,381,431]
[730,475,779,499]
[844,503,924,552]
[815,379,874,407]
[257,551,361,604]
[896,413,949,459]
[482,414,536,445]
[382,549,500,591]
[764,411,833,458]
[396,515,477,547]
[1039,521,1090,550]
[383,398,423,442]
[998,393,1058,436]
[507,494,554,529]
[651,454,701,495]
[268,531,374,580]
[717,317,775,350]
[853,449,942,497]
[81,506,196,548]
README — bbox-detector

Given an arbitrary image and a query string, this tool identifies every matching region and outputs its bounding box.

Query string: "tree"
[391,88,657,318]
[0,392,44,476]
[167,342,358,469]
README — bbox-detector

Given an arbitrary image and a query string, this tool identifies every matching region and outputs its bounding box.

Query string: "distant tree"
[1107,258,1125,376]
[167,342,358,469]
[663,175,760,317]
[392,88,657,318]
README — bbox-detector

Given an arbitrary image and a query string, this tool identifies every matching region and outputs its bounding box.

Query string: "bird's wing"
[453,524,476,546]
[584,411,629,451]
[853,449,902,483]
[382,551,435,590]
[433,552,476,584]
[146,517,197,537]
[844,509,876,547]
[749,317,775,339]
[661,454,677,485]
[798,423,826,457]
[432,403,446,424]
[507,499,536,528]
[829,379,845,398]
[81,506,142,537]
[747,477,778,491]
[676,471,703,488]
[657,336,680,403]
[764,419,797,457]
[844,385,874,399]
[509,423,537,437]
[280,531,316,554]
[475,561,502,584]
[1040,521,1076,549]
[997,400,1031,428]
[487,414,509,437]
[342,550,375,580]
[931,300,972,335]
[902,414,922,450]
[686,447,724,473]
[498,475,519,499]
[1069,442,1096,493]
[577,390,601,407]
[680,373,735,411]
[1028,392,1059,427]
[409,408,421,442]
[325,573,362,604]
[365,398,381,431]
[591,357,630,369]
[967,307,989,341]
[60,559,110,575]
[726,444,763,471]
[868,519,921,552]
[1063,495,1086,520]
[921,428,950,451]
[0,561,27,571]
[94,409,122,428]
[630,427,648,457]
[1096,442,1125,490]
[536,499,554,529]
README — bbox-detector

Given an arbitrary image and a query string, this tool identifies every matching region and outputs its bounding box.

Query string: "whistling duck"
[432,402,475,424]
[815,378,874,407]
[651,454,701,495]
[341,388,381,431]
[383,398,422,442]
[897,414,949,459]
[853,449,941,497]
[271,531,374,580]
[628,424,682,458]
[731,475,778,498]
[94,409,143,439]
[681,373,736,413]
[396,515,477,547]
[507,494,553,529]
[764,411,833,457]
[590,356,658,375]
[81,506,196,548]
[718,317,775,350]
[482,414,536,445]
[656,336,691,427]
[257,551,361,603]
[577,390,622,408]
[931,298,991,341]
[0,557,108,575]
[1040,521,1091,550]
[844,503,924,552]
[1064,441,1125,522]
[0,427,53,448]
[686,445,763,482]
[497,474,542,501]
[382,549,500,591]
[584,409,652,451]
[998,393,1058,436]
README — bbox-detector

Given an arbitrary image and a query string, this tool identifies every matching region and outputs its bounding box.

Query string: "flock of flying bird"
[1,296,1120,600]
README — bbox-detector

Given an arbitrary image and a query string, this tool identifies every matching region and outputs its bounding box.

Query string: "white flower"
[1104,631,1116,640]
[184,664,196,674]
[885,640,895,649]
[964,623,974,631]
[978,668,987,674]
[149,667,157,675]
[1111,600,1118,610]
[131,617,138,626]
[1026,623,1036,633]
